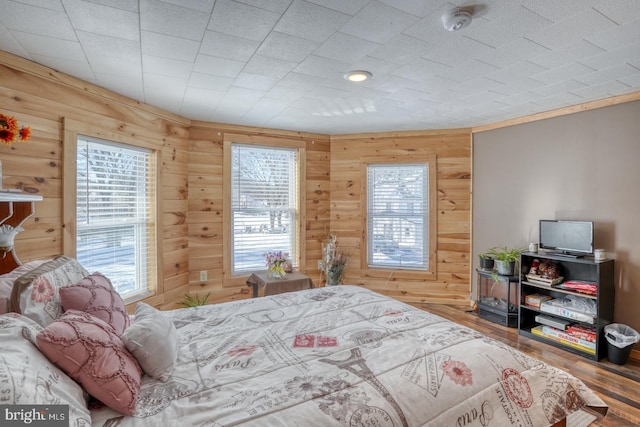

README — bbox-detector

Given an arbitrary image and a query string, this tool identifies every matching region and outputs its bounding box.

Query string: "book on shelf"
[566,324,597,343]
[531,326,596,354]
[541,326,596,351]
[535,314,570,330]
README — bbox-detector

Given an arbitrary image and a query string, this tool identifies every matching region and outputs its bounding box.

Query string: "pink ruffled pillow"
[59,272,130,335]
[36,310,142,415]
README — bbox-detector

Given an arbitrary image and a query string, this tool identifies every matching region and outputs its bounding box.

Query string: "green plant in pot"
[478,252,495,270]
[487,246,525,276]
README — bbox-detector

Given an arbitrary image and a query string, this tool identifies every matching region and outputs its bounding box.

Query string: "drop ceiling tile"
[314,32,380,63]
[305,86,351,100]
[10,31,85,61]
[527,8,618,50]
[519,0,598,23]
[31,54,96,82]
[141,31,200,62]
[294,55,349,78]
[579,42,640,71]
[585,18,640,51]
[140,0,209,41]
[62,0,139,41]
[77,31,140,62]
[244,55,298,79]
[242,98,290,125]
[340,1,419,44]
[528,79,586,97]
[476,38,548,69]
[180,86,225,118]
[0,24,30,58]
[13,0,65,12]
[618,72,640,88]
[193,55,245,78]
[462,5,551,49]
[234,0,292,14]
[209,0,279,41]
[531,62,596,85]
[571,79,634,100]
[278,72,327,91]
[162,0,214,13]
[142,55,193,79]
[95,72,144,100]
[378,0,434,17]
[369,33,435,63]
[256,31,320,62]
[223,86,267,104]
[594,0,640,24]
[200,31,260,61]
[90,0,139,12]
[452,76,504,95]
[87,55,142,78]
[233,73,277,91]
[264,85,308,102]
[423,37,496,68]
[188,72,234,91]
[349,55,403,76]
[575,63,640,86]
[489,78,545,97]
[1,1,76,40]
[442,59,498,84]
[486,61,547,84]
[274,0,351,43]
[392,57,452,82]
[305,0,367,15]
[527,40,604,69]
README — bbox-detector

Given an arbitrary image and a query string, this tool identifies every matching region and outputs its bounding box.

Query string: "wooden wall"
[0,52,190,310]
[330,130,473,305]
[187,122,330,304]
[1,50,471,309]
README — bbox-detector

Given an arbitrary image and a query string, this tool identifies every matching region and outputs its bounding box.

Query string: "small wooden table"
[246,271,314,297]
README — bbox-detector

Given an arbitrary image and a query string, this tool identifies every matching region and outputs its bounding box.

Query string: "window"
[367,163,430,270]
[75,136,157,302]
[230,143,299,275]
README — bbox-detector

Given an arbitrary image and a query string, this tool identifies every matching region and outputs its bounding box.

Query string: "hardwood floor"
[412,303,640,427]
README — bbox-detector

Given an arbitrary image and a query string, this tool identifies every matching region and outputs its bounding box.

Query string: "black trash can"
[605,323,640,365]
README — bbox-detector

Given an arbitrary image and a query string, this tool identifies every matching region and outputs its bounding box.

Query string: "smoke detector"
[441,8,472,31]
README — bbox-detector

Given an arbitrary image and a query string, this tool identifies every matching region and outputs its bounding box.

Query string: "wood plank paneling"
[0,51,189,309]
[331,130,472,305]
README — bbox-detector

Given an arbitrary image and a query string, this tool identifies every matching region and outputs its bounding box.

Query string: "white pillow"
[0,260,48,314]
[10,256,89,327]
[122,302,178,382]
[0,313,91,425]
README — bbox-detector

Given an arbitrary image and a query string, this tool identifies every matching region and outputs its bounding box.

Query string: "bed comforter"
[92,285,607,426]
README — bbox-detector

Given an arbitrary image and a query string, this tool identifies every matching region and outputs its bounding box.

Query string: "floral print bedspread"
[92,285,607,427]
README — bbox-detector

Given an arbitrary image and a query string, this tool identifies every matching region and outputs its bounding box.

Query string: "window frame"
[63,118,160,303]
[222,134,306,286]
[360,155,437,280]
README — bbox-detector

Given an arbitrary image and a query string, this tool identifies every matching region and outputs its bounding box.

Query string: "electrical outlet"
[200,271,207,282]
[317,260,323,270]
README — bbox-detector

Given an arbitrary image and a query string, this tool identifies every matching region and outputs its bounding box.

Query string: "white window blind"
[231,144,298,274]
[367,163,429,270]
[76,136,156,302]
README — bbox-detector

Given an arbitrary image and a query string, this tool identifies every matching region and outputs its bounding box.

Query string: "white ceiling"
[1,0,640,134]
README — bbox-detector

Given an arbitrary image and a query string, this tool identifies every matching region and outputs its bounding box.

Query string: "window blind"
[231,144,298,274]
[367,163,429,270]
[76,136,156,301]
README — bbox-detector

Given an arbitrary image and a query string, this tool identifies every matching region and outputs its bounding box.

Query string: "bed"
[1,256,608,426]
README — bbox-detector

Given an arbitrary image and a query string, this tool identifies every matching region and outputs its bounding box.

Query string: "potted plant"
[487,246,525,276]
[478,252,494,270]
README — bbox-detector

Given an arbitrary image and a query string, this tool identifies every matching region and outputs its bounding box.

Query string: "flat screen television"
[539,220,594,256]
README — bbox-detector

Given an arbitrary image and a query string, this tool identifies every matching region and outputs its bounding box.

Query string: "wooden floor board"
[412,303,640,427]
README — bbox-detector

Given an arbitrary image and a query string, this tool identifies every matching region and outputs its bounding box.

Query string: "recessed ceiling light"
[344,70,372,82]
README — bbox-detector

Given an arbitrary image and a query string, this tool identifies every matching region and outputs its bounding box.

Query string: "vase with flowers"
[0,112,32,189]
[321,232,350,286]
[265,250,291,279]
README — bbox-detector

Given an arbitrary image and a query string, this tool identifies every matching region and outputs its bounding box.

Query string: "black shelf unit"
[518,251,614,361]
